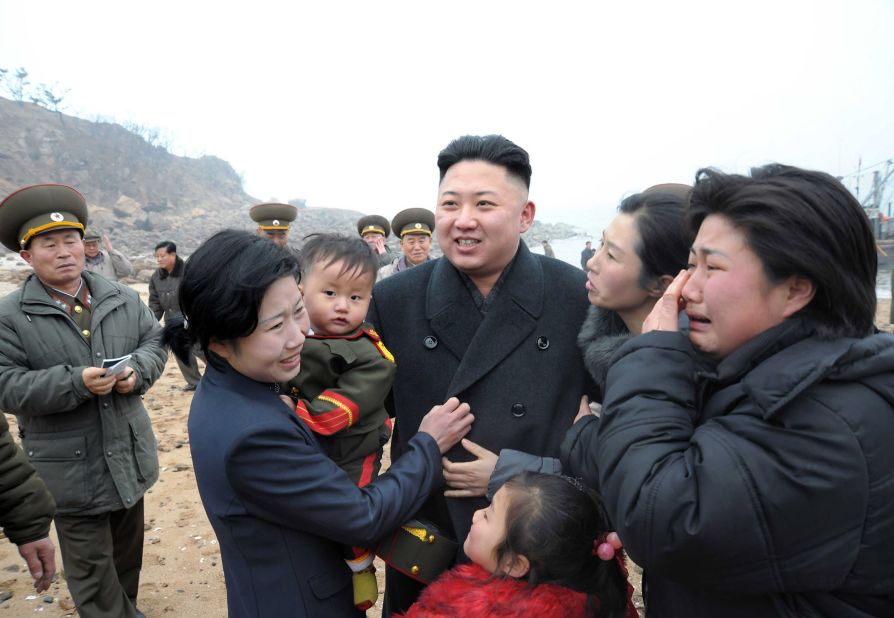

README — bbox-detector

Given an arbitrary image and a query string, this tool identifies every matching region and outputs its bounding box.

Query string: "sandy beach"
[0,274,889,616]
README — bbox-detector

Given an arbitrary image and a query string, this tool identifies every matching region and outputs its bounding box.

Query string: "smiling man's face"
[435,160,534,296]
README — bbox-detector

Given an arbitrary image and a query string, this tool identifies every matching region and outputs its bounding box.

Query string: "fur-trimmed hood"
[576,306,631,400]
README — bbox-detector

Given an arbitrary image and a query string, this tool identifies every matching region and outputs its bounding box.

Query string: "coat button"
[423,336,438,349]
[75,450,81,457]
[536,336,549,350]
[410,565,420,575]
[511,403,526,417]
[107,450,113,457]
[28,450,34,457]
[82,329,91,337]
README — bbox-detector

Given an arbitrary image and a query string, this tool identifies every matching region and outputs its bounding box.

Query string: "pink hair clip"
[592,532,623,561]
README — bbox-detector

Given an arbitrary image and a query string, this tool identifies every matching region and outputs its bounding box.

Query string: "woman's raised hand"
[642,269,690,334]
[418,397,474,455]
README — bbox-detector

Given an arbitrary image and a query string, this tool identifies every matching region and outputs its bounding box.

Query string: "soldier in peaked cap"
[378,208,436,280]
[357,214,395,267]
[250,202,298,248]
[0,184,166,618]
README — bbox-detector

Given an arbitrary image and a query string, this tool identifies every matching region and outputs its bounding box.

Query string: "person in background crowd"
[357,214,395,267]
[250,202,297,248]
[0,184,166,618]
[149,240,201,391]
[378,207,436,280]
[397,472,638,618]
[580,240,596,269]
[83,230,133,281]
[598,165,894,616]
[368,135,594,615]
[541,239,555,258]
[175,229,474,617]
[0,414,57,594]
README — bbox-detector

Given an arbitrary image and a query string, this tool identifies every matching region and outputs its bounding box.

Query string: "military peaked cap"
[0,184,88,251]
[642,183,692,201]
[357,214,391,238]
[250,203,298,230]
[391,208,434,237]
[83,229,102,242]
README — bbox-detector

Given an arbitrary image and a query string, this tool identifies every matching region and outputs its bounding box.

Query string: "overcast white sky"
[1,0,892,233]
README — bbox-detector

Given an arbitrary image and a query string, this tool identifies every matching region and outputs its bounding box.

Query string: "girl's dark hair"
[497,473,628,618]
[687,164,877,338]
[300,233,378,282]
[617,189,689,290]
[155,240,177,254]
[172,229,301,370]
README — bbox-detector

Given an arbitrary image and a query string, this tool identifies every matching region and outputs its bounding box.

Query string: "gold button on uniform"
[410,565,420,576]
[74,305,83,314]
[82,329,90,337]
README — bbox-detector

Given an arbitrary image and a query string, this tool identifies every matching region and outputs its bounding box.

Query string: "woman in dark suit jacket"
[171,230,473,617]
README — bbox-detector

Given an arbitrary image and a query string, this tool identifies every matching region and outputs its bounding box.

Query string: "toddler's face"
[302,259,374,336]
[464,485,511,574]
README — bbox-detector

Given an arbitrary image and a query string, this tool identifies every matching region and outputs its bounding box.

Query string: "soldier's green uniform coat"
[0,271,166,515]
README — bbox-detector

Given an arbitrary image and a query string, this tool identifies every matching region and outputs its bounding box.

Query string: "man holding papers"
[0,184,166,618]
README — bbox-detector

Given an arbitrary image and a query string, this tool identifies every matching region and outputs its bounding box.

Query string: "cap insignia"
[50,212,64,222]
[272,219,280,226]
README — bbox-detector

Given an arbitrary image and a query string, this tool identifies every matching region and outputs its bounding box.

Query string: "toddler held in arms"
[398,472,638,618]
[287,233,395,611]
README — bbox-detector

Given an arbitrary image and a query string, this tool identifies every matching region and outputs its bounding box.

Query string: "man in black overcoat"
[367,135,593,614]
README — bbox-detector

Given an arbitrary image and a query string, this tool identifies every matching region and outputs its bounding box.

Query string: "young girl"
[399,472,638,618]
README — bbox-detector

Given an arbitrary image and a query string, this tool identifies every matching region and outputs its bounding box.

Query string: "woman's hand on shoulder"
[418,397,474,455]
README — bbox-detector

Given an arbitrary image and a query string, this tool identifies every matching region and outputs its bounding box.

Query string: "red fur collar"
[397,563,593,618]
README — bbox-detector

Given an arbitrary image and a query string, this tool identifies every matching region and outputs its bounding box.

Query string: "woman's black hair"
[300,233,378,282]
[496,473,628,618]
[154,240,177,254]
[167,229,301,370]
[617,189,689,290]
[687,164,877,338]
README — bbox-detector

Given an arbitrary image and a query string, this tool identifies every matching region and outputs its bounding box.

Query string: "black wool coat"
[597,318,894,617]
[367,242,593,548]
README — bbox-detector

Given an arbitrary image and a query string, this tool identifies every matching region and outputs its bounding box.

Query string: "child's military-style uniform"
[289,322,395,485]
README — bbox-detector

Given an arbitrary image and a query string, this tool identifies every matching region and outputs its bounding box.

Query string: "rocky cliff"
[0,95,580,263]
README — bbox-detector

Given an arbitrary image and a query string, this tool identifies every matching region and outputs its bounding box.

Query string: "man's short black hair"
[155,240,177,254]
[437,135,532,189]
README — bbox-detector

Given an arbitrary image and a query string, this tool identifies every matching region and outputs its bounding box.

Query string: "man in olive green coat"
[0,184,166,618]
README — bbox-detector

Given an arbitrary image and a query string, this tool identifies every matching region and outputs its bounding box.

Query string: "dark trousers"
[383,566,426,616]
[54,499,145,618]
